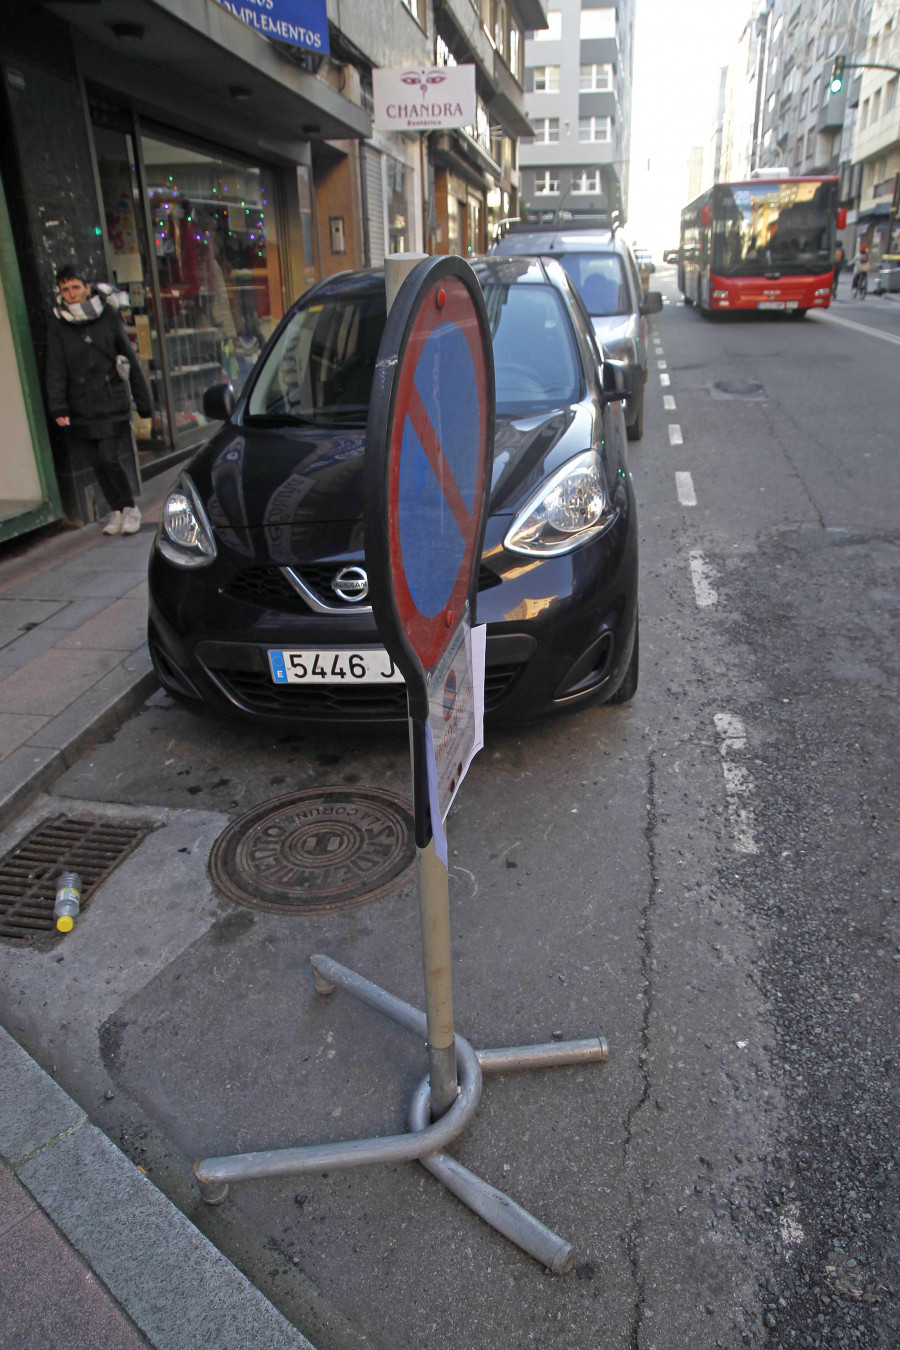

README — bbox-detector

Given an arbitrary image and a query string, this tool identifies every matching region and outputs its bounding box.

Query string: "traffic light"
[830,55,846,94]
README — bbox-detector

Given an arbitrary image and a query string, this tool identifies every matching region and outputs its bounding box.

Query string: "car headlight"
[504,450,616,557]
[158,477,216,568]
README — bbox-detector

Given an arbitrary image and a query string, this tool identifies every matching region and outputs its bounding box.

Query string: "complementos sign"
[373,66,476,131]
[216,0,329,54]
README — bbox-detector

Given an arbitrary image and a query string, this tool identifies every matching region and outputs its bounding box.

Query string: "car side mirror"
[601,358,631,402]
[203,382,235,421]
[640,291,663,316]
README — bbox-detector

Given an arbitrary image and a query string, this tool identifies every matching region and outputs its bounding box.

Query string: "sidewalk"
[0,478,317,1350]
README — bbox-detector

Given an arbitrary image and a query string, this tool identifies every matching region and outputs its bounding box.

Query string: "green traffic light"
[830,55,845,93]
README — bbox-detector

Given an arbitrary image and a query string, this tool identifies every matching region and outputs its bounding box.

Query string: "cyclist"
[851,245,870,298]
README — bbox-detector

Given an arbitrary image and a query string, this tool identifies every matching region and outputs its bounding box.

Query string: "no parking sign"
[365,255,493,857]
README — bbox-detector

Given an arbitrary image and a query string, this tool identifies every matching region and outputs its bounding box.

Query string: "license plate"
[757,301,785,310]
[268,648,404,685]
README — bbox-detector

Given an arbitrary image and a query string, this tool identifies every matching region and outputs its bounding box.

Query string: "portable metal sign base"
[195,953,607,1274]
[194,255,610,1273]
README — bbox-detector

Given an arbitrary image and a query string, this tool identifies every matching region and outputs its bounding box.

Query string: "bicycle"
[852,270,869,299]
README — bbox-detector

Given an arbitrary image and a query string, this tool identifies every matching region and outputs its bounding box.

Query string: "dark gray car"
[489,221,662,440]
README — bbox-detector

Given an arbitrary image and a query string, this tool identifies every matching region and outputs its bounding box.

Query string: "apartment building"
[851,0,900,255]
[718,1,872,179]
[518,1,635,221]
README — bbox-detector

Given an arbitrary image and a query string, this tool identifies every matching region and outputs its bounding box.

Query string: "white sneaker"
[102,511,123,535]
[121,506,142,535]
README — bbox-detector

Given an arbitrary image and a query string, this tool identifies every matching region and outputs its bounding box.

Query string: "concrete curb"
[0,1026,315,1350]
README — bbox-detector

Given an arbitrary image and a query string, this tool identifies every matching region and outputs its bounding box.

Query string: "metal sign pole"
[193,254,611,1275]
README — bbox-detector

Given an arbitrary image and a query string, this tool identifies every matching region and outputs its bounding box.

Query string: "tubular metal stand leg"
[194,954,608,1274]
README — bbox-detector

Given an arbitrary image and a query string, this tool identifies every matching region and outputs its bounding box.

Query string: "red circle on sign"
[386,276,490,672]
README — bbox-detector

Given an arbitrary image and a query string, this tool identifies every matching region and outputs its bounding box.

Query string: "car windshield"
[483,282,581,414]
[554,253,631,316]
[711,180,837,278]
[247,278,581,424]
[246,290,387,424]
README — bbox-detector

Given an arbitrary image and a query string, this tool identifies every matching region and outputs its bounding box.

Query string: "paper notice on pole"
[423,621,486,865]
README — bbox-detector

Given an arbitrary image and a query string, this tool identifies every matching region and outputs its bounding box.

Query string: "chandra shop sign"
[215,0,329,54]
[373,66,476,131]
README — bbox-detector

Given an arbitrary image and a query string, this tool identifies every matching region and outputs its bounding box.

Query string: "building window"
[872,89,882,122]
[534,65,560,92]
[860,98,869,129]
[494,0,507,58]
[535,10,561,40]
[509,23,522,81]
[812,76,820,107]
[579,7,616,39]
[799,89,808,118]
[572,170,600,193]
[887,77,898,113]
[401,0,423,24]
[806,128,815,157]
[767,92,776,111]
[579,115,611,143]
[534,171,559,194]
[580,63,613,91]
[532,117,560,143]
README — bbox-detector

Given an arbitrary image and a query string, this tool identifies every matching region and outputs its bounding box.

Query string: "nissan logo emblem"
[332,566,369,602]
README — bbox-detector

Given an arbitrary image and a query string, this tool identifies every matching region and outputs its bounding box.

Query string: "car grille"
[207,659,525,718]
[223,564,502,615]
[223,568,310,613]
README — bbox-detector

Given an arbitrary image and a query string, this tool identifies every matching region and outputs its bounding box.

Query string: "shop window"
[386,155,412,253]
[142,133,284,437]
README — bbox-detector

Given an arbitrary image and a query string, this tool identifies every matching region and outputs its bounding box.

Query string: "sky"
[627,0,755,253]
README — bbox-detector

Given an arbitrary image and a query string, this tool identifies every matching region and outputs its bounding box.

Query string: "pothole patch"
[710,379,767,400]
[209,786,416,915]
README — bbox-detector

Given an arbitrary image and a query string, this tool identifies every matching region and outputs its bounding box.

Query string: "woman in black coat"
[46,265,153,535]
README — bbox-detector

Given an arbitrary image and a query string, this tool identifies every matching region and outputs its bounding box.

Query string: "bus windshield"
[711,180,837,278]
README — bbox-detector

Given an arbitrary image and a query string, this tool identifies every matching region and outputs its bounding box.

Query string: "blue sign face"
[397,320,480,619]
[215,0,329,55]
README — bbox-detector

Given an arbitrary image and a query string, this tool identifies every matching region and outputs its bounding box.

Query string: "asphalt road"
[1,268,897,1350]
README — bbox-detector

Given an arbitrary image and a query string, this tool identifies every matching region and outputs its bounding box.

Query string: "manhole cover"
[711,379,766,398]
[209,787,416,915]
[0,814,156,947]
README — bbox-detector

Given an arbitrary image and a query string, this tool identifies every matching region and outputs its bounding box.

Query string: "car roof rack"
[494,208,619,240]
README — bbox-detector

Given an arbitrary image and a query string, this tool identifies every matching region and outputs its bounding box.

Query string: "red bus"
[678,175,844,316]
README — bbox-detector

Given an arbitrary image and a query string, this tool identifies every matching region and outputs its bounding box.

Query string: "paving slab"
[0,713,50,760]
[5,570,147,602]
[57,595,148,652]
[0,647,126,717]
[0,1199,149,1350]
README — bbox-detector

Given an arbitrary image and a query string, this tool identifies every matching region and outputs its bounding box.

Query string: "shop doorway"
[90,102,286,471]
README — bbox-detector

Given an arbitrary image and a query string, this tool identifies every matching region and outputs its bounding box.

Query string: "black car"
[148,256,639,727]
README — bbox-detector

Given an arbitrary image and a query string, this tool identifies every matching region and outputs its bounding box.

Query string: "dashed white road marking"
[689,551,717,607]
[660,372,671,387]
[675,471,696,506]
[663,394,676,410]
[657,359,668,369]
[668,423,683,445]
[713,712,759,854]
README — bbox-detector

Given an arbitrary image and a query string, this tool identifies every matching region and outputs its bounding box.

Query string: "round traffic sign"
[365,255,494,717]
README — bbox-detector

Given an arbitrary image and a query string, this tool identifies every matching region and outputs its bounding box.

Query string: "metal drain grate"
[0,814,155,947]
